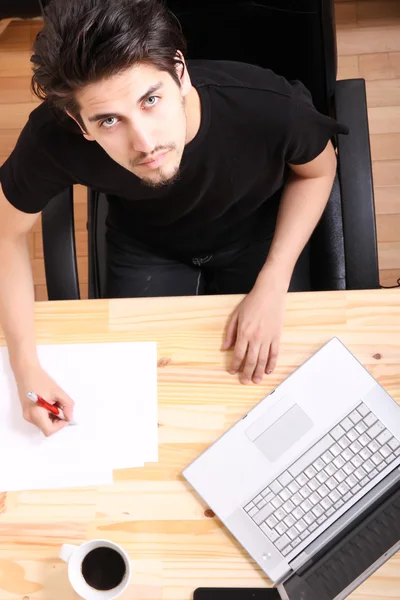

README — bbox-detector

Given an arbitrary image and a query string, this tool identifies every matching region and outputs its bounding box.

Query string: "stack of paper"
[0,341,158,492]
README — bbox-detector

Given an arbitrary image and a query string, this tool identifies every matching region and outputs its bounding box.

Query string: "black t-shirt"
[0,59,348,253]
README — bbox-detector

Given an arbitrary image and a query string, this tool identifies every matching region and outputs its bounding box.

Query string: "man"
[0,0,346,437]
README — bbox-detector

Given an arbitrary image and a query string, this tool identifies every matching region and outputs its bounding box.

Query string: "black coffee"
[81,547,126,591]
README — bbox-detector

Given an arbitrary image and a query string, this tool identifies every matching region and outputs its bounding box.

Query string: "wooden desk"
[0,289,399,600]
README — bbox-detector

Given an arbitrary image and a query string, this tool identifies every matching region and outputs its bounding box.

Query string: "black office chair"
[0,0,42,19]
[41,0,380,300]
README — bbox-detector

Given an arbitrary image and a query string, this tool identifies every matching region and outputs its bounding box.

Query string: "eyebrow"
[87,81,164,123]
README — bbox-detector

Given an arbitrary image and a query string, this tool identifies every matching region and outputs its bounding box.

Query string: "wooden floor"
[0,0,400,299]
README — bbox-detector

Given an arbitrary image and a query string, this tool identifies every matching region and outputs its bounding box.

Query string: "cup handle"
[59,544,78,563]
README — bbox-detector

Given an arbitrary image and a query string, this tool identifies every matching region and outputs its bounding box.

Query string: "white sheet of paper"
[0,341,157,492]
[133,344,158,463]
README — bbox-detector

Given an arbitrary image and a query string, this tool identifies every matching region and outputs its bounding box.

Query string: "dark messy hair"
[30,0,187,132]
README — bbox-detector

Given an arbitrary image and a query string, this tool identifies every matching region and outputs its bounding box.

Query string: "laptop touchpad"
[252,404,313,462]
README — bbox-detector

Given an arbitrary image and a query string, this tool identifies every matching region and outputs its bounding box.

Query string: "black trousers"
[105,225,310,298]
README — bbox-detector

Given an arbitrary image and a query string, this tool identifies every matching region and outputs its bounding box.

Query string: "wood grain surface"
[0,290,399,599]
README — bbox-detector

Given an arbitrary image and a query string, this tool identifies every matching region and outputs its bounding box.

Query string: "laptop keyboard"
[243,402,400,557]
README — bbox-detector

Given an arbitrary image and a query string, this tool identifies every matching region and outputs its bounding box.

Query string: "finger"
[240,342,261,383]
[57,400,74,421]
[252,343,271,383]
[33,411,68,437]
[265,339,280,374]
[223,312,239,350]
[230,338,249,374]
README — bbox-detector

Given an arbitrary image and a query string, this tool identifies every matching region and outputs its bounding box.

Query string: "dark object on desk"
[40,0,380,299]
[194,588,280,600]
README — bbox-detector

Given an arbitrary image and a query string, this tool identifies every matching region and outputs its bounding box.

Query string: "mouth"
[138,149,170,169]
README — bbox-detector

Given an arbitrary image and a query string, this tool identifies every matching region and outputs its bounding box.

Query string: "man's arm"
[0,181,40,371]
[257,140,337,290]
[0,181,74,435]
[224,141,337,383]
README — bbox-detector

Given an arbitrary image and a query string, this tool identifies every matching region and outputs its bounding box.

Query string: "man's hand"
[222,142,337,383]
[15,365,75,437]
[223,283,287,384]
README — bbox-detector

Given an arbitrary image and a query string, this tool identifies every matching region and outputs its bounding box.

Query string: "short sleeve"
[0,119,76,214]
[281,80,349,165]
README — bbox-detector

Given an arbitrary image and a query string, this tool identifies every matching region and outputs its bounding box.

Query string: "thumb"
[223,311,239,350]
[61,404,74,421]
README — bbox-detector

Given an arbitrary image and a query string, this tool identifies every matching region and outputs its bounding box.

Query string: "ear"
[175,52,191,97]
[65,110,95,141]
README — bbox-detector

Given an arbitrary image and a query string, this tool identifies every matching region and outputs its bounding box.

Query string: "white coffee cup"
[59,539,131,599]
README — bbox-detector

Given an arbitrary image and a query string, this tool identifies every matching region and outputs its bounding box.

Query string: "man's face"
[72,62,190,188]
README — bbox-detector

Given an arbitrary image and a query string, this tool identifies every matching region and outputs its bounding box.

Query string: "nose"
[129,122,154,154]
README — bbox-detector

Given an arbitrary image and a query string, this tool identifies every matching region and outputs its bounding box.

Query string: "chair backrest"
[0,0,42,19]
[168,0,337,116]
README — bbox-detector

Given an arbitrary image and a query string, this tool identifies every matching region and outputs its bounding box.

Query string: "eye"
[144,95,159,108]
[100,116,118,129]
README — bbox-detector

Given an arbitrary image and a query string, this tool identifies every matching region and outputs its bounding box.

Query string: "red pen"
[27,392,77,426]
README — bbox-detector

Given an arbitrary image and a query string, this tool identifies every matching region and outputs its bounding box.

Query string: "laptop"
[183,337,400,600]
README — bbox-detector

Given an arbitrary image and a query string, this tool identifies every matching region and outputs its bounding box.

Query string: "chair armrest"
[87,188,99,299]
[41,187,80,300]
[87,189,108,299]
[334,78,380,289]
